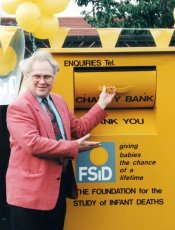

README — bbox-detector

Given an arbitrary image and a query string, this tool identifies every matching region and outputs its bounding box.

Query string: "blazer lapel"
[24,90,56,140]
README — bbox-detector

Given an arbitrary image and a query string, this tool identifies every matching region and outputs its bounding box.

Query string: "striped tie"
[42,98,67,172]
[42,98,62,140]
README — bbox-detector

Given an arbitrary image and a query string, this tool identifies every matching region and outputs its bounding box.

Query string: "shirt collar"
[36,95,51,104]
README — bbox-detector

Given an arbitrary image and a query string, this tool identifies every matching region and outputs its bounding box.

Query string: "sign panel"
[76,142,116,183]
[74,66,156,108]
[0,27,25,105]
[50,49,175,230]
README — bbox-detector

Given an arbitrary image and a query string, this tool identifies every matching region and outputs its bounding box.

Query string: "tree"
[75,0,175,28]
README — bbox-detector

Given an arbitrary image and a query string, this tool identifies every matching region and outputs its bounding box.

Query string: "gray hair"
[19,50,60,76]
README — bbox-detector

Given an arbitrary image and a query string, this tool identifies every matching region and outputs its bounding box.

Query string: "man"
[6,50,116,230]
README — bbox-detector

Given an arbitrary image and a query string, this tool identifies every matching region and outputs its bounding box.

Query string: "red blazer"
[6,90,107,210]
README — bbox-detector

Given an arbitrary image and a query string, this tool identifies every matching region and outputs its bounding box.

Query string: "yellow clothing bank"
[49,29,175,230]
[1,27,175,229]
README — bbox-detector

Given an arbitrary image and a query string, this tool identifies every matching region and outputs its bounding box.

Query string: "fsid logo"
[76,142,116,183]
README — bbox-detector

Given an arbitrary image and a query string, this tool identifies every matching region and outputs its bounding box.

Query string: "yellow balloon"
[0,0,24,15]
[0,47,17,77]
[34,15,59,39]
[36,0,70,14]
[16,2,41,33]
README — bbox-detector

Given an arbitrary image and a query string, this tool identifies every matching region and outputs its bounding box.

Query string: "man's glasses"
[30,75,54,83]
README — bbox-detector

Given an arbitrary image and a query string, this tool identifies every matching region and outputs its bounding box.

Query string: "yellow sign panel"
[0,47,17,76]
[74,67,156,108]
[0,26,25,105]
[47,47,175,230]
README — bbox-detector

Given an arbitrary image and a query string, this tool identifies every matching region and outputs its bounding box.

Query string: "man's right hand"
[77,134,101,153]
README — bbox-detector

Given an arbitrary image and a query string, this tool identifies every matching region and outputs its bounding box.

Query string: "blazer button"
[57,177,60,180]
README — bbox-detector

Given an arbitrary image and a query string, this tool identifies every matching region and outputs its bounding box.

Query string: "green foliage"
[75,0,175,28]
